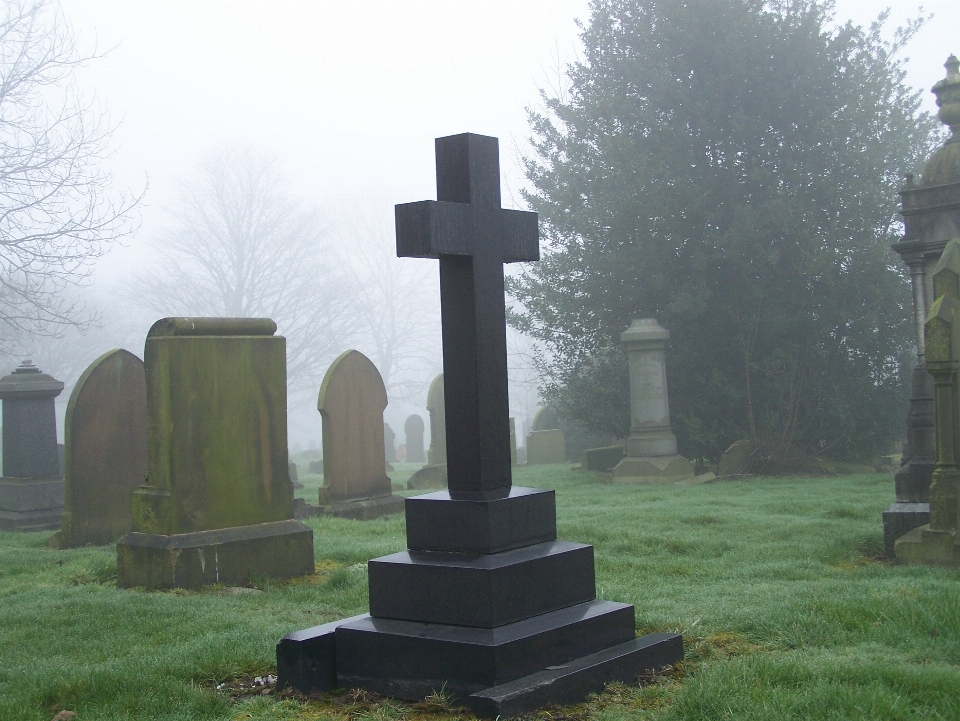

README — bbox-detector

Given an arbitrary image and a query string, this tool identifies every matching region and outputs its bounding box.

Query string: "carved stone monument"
[404,414,425,463]
[885,55,960,557]
[406,373,448,489]
[526,407,566,464]
[316,350,404,519]
[277,133,681,715]
[612,319,696,484]
[56,349,148,547]
[0,361,64,531]
[896,238,960,565]
[116,317,313,588]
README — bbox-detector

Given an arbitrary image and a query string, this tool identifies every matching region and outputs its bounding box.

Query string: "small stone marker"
[406,373,448,489]
[0,361,64,531]
[404,414,425,462]
[316,350,403,519]
[116,317,314,589]
[277,133,682,715]
[611,319,698,484]
[426,373,446,465]
[384,423,397,463]
[526,407,566,464]
[57,349,148,547]
[897,239,960,565]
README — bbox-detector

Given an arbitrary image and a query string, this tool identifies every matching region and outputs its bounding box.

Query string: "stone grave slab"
[277,133,682,715]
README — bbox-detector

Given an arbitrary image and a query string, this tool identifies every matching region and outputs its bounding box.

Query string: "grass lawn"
[1,466,958,720]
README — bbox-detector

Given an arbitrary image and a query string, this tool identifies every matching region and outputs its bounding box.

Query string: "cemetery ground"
[2,466,959,721]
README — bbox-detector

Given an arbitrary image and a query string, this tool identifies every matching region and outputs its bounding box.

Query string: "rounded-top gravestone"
[404,414,425,463]
[0,361,64,531]
[58,349,148,548]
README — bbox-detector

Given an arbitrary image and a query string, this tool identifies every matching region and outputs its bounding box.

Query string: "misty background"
[5,0,957,451]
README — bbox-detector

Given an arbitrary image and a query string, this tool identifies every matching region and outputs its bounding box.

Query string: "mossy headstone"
[116,317,313,588]
[316,350,403,519]
[57,349,147,547]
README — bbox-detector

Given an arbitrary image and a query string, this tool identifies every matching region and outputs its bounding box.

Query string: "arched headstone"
[317,350,403,518]
[404,414,425,462]
[60,349,147,547]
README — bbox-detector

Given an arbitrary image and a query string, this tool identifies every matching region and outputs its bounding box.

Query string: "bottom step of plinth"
[467,632,682,717]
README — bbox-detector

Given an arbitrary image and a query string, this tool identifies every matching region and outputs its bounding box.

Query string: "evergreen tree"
[509,0,940,463]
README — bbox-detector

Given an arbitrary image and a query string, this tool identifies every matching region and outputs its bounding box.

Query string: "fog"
[7,0,958,448]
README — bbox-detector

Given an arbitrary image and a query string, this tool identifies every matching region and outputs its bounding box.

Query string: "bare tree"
[0,0,141,344]
[128,145,354,394]
[332,204,441,403]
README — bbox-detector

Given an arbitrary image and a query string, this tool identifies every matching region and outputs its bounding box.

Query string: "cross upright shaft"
[396,134,539,498]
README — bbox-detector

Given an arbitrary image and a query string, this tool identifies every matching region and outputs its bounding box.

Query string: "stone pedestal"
[612,319,695,484]
[116,317,313,588]
[896,236,960,566]
[0,361,64,531]
[886,56,960,555]
[278,134,681,715]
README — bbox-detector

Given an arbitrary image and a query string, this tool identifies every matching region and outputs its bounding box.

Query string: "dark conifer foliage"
[510,0,940,462]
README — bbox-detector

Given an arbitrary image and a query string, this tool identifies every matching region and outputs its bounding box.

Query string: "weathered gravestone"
[612,319,699,484]
[406,373,448,489]
[885,56,960,557]
[277,133,682,715]
[384,423,397,464]
[116,317,314,588]
[316,350,404,519]
[896,238,960,565]
[404,414,425,462]
[526,407,566,464]
[55,349,148,548]
[0,361,64,531]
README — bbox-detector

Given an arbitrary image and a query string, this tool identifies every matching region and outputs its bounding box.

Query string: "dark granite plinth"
[468,632,683,717]
[369,541,594,627]
[336,600,636,698]
[405,487,556,554]
[320,493,404,520]
[0,476,64,531]
[883,502,931,559]
[116,519,314,589]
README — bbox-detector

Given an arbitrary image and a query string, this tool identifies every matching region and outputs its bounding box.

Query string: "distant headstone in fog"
[404,414,425,463]
[58,349,148,548]
[526,407,566,465]
[317,350,403,519]
[384,423,397,463]
[406,373,448,489]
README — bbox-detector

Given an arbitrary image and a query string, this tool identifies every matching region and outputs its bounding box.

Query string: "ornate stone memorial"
[885,55,960,557]
[56,349,148,547]
[406,373,448,489]
[612,319,696,484]
[526,407,566,464]
[277,134,682,715]
[404,414,425,463]
[316,350,403,519]
[0,361,64,531]
[896,239,960,565]
[116,317,313,588]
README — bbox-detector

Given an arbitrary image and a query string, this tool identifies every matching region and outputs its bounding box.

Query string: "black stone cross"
[396,133,539,498]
